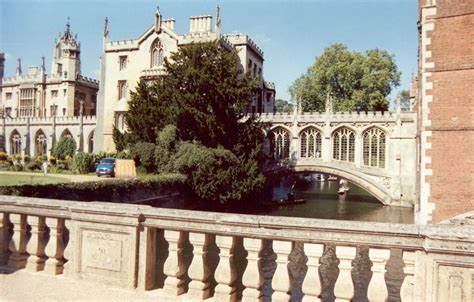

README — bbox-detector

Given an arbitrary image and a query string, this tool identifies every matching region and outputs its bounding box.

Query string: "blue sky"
[1,0,418,104]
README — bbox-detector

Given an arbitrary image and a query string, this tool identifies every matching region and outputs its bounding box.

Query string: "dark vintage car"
[96,158,116,177]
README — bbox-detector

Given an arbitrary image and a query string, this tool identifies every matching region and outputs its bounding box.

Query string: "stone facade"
[94,7,276,152]
[417,0,474,224]
[0,21,99,157]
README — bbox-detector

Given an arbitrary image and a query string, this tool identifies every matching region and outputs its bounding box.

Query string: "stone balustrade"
[1,195,473,301]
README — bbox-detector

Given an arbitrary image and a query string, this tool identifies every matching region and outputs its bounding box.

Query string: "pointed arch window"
[10,131,22,155]
[151,39,164,67]
[332,127,355,162]
[363,127,386,168]
[271,127,290,160]
[300,127,322,158]
[35,131,48,157]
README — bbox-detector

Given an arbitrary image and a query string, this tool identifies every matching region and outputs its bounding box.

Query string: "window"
[248,59,252,69]
[118,81,127,100]
[271,127,290,160]
[19,89,34,117]
[51,90,58,98]
[258,67,262,78]
[10,131,21,155]
[300,127,322,158]
[62,108,66,116]
[63,89,66,96]
[151,39,164,67]
[115,112,126,132]
[363,127,386,168]
[57,63,62,74]
[35,131,47,157]
[332,127,355,162]
[5,93,12,100]
[253,63,257,77]
[119,56,127,70]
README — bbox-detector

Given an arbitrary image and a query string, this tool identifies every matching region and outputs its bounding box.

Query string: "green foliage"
[131,142,157,173]
[52,136,76,160]
[400,89,411,111]
[173,142,265,203]
[112,126,135,152]
[25,160,41,171]
[290,43,401,112]
[72,152,97,174]
[155,125,178,172]
[275,99,294,113]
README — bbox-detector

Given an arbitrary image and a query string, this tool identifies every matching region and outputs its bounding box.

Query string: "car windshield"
[100,158,115,164]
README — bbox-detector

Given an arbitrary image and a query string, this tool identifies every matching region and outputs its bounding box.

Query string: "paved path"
[0,270,157,302]
[0,171,115,183]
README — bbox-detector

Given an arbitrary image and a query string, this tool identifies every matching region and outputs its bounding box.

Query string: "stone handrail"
[1,195,473,301]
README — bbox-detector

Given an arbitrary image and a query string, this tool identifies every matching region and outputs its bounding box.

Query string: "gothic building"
[95,6,276,152]
[0,21,99,156]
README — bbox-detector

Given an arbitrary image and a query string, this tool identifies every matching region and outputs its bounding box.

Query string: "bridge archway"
[281,164,393,205]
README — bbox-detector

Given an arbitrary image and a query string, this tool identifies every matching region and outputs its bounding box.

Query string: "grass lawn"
[0,174,70,186]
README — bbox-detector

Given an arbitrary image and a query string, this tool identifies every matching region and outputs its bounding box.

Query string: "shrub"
[0,152,7,161]
[49,156,57,165]
[14,153,21,161]
[52,137,76,160]
[155,125,177,173]
[23,154,29,162]
[25,161,41,171]
[72,152,97,174]
[131,142,157,173]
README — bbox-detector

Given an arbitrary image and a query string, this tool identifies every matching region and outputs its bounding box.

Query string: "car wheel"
[97,174,101,177]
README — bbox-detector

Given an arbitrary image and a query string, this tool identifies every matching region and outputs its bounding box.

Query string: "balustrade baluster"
[400,251,415,302]
[186,232,211,300]
[302,243,324,302]
[162,230,186,297]
[334,246,356,302]
[272,240,293,301]
[138,226,157,291]
[241,238,264,302]
[44,217,65,275]
[0,213,11,266]
[367,248,390,301]
[7,213,28,270]
[25,216,46,272]
[62,219,72,276]
[214,235,237,302]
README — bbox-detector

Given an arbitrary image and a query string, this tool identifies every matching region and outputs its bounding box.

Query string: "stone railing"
[1,195,473,301]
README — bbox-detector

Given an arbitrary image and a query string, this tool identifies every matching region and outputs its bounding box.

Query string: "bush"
[131,142,157,173]
[52,137,76,160]
[72,152,97,174]
[25,161,41,171]
[49,156,57,165]
[0,152,7,161]
[155,125,177,173]
[23,154,29,162]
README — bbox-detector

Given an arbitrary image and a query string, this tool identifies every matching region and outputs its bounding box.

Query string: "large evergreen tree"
[289,43,401,112]
[120,42,265,203]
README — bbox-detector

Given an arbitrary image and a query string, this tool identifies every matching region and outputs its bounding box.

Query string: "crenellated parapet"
[225,34,264,58]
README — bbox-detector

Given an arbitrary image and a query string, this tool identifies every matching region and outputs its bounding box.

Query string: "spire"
[16,58,22,76]
[103,17,109,38]
[155,6,162,32]
[325,92,333,114]
[40,56,46,73]
[66,16,71,34]
[215,5,221,36]
[396,92,402,114]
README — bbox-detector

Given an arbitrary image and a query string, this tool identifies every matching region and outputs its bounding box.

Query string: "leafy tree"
[155,124,178,172]
[131,142,157,173]
[399,89,411,111]
[290,43,401,112]
[52,136,76,160]
[275,99,294,113]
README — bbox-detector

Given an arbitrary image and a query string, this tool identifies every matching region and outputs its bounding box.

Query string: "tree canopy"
[118,42,265,203]
[275,99,294,113]
[289,43,401,112]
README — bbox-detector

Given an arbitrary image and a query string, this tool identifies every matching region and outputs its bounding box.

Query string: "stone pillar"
[354,129,362,168]
[400,251,415,302]
[186,232,211,300]
[44,217,65,275]
[137,226,156,291]
[0,213,11,266]
[302,243,324,302]
[25,216,46,272]
[62,219,73,276]
[162,230,186,297]
[7,213,28,270]
[367,248,390,301]
[334,246,356,302]
[214,235,237,302]
[242,238,264,302]
[272,240,293,301]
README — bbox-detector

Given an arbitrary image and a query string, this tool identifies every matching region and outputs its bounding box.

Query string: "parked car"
[96,158,116,177]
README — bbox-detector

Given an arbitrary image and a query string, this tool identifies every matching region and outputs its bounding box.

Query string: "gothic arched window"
[363,127,386,168]
[35,130,48,157]
[10,130,21,155]
[151,39,164,67]
[300,127,322,158]
[332,127,355,162]
[271,127,290,160]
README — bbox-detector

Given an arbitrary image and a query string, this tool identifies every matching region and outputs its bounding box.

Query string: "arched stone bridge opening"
[268,163,394,205]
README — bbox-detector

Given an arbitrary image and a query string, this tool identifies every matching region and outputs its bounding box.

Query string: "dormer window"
[151,39,164,67]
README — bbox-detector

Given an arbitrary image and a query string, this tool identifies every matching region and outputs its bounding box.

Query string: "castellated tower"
[51,19,81,81]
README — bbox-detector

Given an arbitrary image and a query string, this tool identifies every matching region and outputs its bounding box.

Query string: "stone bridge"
[254,108,417,207]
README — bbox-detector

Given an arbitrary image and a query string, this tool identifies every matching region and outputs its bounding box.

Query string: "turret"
[50,18,81,81]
